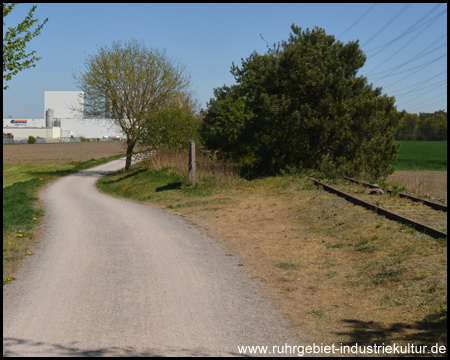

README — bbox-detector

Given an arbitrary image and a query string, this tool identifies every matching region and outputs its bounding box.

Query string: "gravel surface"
[3,158,301,357]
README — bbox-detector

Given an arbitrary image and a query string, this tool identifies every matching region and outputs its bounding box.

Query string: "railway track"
[308,177,447,240]
[343,176,447,212]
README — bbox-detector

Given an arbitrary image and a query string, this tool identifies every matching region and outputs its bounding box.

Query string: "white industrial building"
[3,91,122,142]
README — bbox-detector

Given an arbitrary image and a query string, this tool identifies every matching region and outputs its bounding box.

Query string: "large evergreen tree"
[204,25,404,179]
[200,85,255,159]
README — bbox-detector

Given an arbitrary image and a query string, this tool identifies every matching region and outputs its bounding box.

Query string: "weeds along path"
[3,158,299,357]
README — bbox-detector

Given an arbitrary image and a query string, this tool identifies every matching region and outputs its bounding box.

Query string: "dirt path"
[3,159,300,357]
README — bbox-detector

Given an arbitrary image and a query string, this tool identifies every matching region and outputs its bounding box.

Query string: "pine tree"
[228,25,404,179]
[200,85,255,159]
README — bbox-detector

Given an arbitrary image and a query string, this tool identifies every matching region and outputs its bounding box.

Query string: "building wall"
[3,90,122,140]
[44,91,84,119]
[60,118,121,139]
[3,118,122,139]
[3,127,61,140]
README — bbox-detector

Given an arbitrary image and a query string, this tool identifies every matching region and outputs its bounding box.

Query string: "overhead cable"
[368,34,446,78]
[396,79,447,98]
[371,48,447,81]
[393,70,447,96]
[396,82,447,105]
[337,3,377,38]
[404,94,447,112]
[366,3,443,57]
[368,8,447,74]
[361,3,411,48]
[383,53,447,89]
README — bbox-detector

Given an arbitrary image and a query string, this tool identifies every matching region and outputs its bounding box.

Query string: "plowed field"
[3,142,127,164]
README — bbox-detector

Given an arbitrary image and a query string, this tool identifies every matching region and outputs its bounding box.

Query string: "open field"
[3,141,127,164]
[386,171,447,204]
[395,141,447,171]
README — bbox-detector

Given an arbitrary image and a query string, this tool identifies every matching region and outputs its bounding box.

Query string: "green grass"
[3,157,123,233]
[276,263,298,270]
[96,161,230,206]
[395,141,447,171]
[308,309,325,318]
[3,178,45,233]
[97,166,185,203]
[3,163,79,188]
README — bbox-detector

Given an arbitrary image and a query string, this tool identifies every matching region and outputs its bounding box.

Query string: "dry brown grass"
[386,171,447,204]
[142,147,242,188]
[331,179,447,233]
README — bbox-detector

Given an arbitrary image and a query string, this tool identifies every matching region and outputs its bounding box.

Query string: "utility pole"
[188,141,196,185]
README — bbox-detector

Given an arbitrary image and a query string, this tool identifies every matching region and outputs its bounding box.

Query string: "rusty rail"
[344,177,447,212]
[309,177,447,240]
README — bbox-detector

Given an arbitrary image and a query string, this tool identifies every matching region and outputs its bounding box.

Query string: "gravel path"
[3,158,300,357]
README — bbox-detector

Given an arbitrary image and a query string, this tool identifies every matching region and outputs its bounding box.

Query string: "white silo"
[46,108,54,128]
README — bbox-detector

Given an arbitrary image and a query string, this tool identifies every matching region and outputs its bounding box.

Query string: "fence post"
[188,141,196,185]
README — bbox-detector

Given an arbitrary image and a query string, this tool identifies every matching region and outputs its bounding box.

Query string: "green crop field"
[395,141,447,171]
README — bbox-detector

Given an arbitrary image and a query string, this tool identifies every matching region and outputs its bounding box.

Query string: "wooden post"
[188,141,196,185]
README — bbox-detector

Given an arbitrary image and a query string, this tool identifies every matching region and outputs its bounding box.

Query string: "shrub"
[27,136,37,144]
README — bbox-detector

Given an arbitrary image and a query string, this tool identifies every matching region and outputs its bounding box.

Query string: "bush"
[140,103,201,151]
[27,136,37,144]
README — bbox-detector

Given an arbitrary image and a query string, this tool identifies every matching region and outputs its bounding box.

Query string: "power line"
[369,35,446,78]
[404,94,447,112]
[368,8,447,74]
[396,79,447,98]
[366,3,443,57]
[337,3,377,38]
[320,4,355,26]
[361,3,411,48]
[396,81,447,105]
[342,3,448,112]
[383,53,447,89]
[393,70,447,96]
[371,48,447,81]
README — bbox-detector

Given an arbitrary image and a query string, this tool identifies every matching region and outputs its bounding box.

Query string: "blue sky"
[3,3,447,119]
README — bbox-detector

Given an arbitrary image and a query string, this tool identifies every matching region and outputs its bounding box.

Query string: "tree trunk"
[125,140,136,172]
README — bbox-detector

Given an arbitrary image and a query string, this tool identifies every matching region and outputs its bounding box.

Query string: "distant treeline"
[396,110,447,141]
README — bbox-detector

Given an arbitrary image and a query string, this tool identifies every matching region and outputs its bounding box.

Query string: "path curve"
[3,158,300,357]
